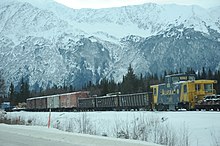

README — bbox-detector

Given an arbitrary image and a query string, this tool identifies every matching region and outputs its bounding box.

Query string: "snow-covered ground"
[2,111,220,146]
[0,124,161,146]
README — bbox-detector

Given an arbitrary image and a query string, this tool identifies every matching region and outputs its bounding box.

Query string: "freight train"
[26,91,151,111]
[26,74,219,111]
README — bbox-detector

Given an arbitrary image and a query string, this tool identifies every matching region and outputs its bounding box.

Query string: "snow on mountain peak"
[1,0,219,41]
[0,0,220,89]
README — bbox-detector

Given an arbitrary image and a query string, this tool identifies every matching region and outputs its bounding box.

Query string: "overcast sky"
[54,0,220,9]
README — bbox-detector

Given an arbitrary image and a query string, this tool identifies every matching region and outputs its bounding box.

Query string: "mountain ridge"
[0,0,220,90]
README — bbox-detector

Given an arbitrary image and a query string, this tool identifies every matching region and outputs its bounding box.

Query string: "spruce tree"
[100,77,109,95]
[207,68,213,79]
[9,82,14,98]
[9,82,15,105]
[201,67,207,79]
[19,77,30,103]
[0,71,6,98]
[121,64,138,93]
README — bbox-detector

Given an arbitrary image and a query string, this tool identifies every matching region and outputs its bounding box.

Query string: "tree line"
[84,66,220,96]
[1,66,220,106]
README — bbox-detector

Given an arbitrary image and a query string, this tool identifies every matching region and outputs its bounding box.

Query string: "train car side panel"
[35,97,47,110]
[47,96,53,108]
[53,95,60,108]
[78,98,95,109]
[47,95,60,109]
[60,94,67,108]
[68,94,77,108]
[118,93,150,110]
[96,95,118,110]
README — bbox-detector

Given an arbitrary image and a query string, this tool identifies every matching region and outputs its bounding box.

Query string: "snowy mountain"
[0,0,220,90]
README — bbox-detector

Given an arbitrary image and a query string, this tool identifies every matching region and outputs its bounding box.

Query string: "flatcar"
[150,74,218,110]
[195,94,220,110]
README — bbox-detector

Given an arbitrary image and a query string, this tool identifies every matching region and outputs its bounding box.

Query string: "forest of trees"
[85,66,220,96]
[0,66,220,106]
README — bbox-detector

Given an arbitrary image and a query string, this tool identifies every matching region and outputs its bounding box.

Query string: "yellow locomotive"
[150,74,217,110]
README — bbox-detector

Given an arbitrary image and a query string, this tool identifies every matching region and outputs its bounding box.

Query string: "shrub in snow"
[2,112,191,146]
[117,130,129,139]
[211,130,220,146]
[27,119,32,125]
[112,114,189,146]
[61,113,96,135]
[75,113,96,135]
[0,110,7,123]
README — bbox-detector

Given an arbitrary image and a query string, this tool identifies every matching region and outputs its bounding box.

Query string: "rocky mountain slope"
[0,0,220,90]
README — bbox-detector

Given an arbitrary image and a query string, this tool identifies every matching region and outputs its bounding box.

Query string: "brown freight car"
[60,91,90,110]
[26,98,36,109]
[35,96,47,110]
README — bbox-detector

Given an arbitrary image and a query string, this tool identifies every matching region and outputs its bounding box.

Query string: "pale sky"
[54,0,220,9]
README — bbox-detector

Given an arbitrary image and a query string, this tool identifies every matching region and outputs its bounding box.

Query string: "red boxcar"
[60,91,89,109]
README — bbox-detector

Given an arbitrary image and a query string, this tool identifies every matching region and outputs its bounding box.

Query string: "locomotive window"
[204,84,212,92]
[184,85,187,93]
[172,77,179,83]
[189,76,195,81]
[179,76,187,81]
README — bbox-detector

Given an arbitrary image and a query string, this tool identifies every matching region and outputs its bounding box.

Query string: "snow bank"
[4,111,220,146]
[0,123,161,146]
[0,110,6,119]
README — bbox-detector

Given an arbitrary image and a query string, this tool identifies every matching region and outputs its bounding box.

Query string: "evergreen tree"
[9,82,15,98]
[18,77,30,103]
[108,79,117,93]
[138,73,145,92]
[179,68,183,74]
[201,67,207,79]
[207,68,213,79]
[121,64,138,93]
[24,82,30,98]
[0,70,6,98]
[197,70,201,79]
[19,77,25,102]
[69,85,74,92]
[186,67,191,74]
[214,70,220,94]
[9,82,15,105]
[63,80,68,91]
[100,77,109,95]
